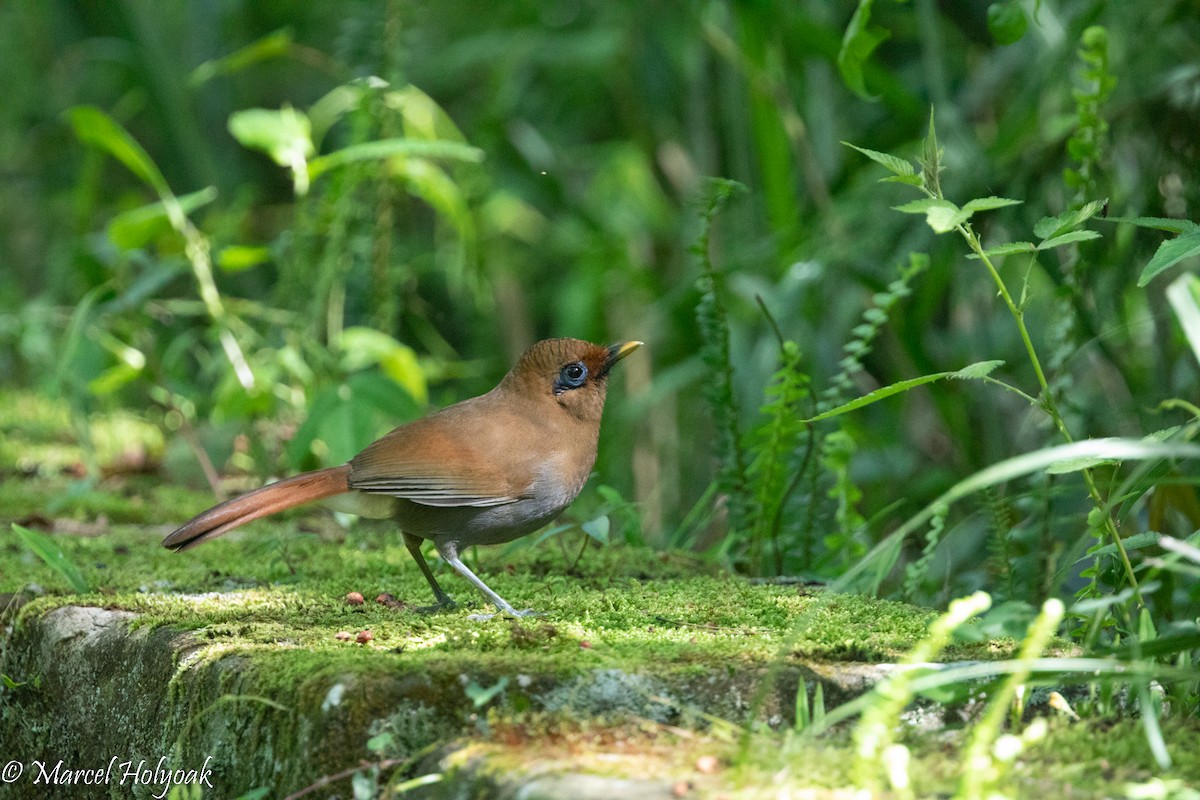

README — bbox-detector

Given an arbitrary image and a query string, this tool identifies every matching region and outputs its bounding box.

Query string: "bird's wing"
[347,398,532,509]
[347,474,520,507]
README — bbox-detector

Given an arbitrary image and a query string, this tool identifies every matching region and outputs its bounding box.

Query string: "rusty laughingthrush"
[162,338,643,617]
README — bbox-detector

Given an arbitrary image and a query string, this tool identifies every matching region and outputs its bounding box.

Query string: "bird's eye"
[558,362,588,389]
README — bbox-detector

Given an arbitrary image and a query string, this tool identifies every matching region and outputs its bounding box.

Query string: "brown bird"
[162,338,642,617]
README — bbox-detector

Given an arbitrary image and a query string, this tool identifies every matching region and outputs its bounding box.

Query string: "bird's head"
[502,338,642,424]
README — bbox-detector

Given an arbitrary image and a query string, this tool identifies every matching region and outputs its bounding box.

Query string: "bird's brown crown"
[500,338,640,424]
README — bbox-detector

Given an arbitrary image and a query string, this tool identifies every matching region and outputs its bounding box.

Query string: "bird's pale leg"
[403,532,456,611]
[435,540,540,619]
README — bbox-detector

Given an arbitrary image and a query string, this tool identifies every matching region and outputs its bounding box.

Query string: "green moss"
[0,389,164,478]
[3,522,1005,687]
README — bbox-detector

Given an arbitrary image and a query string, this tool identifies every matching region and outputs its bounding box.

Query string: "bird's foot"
[412,598,457,614]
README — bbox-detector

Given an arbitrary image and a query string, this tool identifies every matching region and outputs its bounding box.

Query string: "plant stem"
[957,221,1142,604]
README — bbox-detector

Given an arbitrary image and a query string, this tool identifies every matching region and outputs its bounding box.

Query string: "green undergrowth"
[2,521,1010,685]
[1,385,1012,684]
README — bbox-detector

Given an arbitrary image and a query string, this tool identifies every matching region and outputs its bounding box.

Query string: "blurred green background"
[2,0,1199,620]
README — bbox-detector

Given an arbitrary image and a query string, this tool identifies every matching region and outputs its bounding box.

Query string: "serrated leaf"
[1034,199,1108,239]
[1074,531,1161,561]
[926,204,968,233]
[953,360,1005,379]
[843,142,914,176]
[880,174,924,186]
[1105,216,1200,235]
[803,361,1002,423]
[1138,229,1200,286]
[893,198,950,214]
[1037,230,1102,250]
[962,196,1022,213]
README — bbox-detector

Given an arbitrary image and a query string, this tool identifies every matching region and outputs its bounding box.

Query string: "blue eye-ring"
[557,362,588,390]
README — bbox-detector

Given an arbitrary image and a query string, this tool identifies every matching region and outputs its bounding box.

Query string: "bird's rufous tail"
[162,465,351,551]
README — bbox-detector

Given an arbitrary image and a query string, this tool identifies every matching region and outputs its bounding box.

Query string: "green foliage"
[693,179,751,541]
[744,339,811,574]
[11,524,90,594]
[838,0,890,101]
[987,2,1029,46]
[819,252,930,411]
[4,2,1200,783]
[1065,26,1117,203]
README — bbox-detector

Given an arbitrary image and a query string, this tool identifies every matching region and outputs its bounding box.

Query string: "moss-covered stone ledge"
[0,523,1006,797]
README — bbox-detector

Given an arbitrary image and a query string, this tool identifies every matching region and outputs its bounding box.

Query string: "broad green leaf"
[384,84,470,144]
[308,138,484,180]
[897,196,1019,235]
[581,515,611,545]
[67,106,171,199]
[308,83,368,148]
[881,174,924,187]
[1166,274,1200,366]
[339,327,428,405]
[230,105,314,194]
[12,524,90,593]
[1138,229,1200,286]
[379,344,428,406]
[837,0,889,100]
[893,198,955,214]
[1105,216,1200,235]
[1034,199,1108,239]
[217,245,272,272]
[1037,230,1102,250]
[107,187,218,250]
[926,204,968,233]
[962,196,1022,213]
[228,106,314,168]
[843,142,914,176]
[803,361,1003,423]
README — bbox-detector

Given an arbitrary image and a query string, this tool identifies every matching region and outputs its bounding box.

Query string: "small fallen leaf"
[345,591,365,605]
[375,592,405,610]
[356,629,373,644]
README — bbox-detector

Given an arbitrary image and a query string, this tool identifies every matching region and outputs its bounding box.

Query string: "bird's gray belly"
[393,494,572,547]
